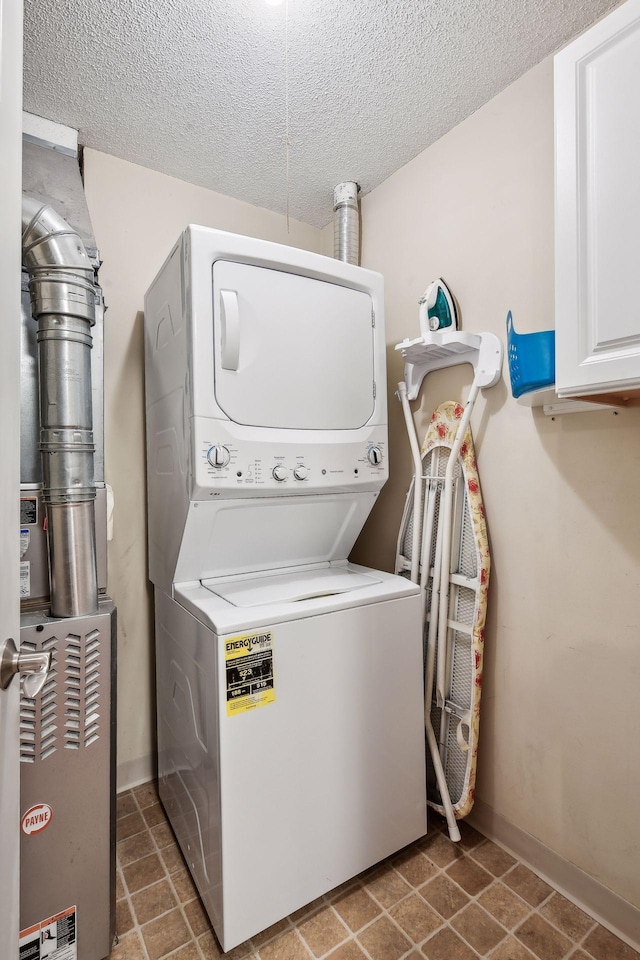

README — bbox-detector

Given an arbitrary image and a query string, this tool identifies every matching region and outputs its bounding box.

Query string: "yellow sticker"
[225,630,275,716]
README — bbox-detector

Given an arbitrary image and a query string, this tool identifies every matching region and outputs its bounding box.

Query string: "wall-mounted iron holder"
[396,329,503,400]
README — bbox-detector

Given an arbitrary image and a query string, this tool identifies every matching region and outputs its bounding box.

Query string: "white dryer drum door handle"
[220,289,241,371]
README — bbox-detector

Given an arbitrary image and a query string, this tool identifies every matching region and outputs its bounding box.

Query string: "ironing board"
[396,401,489,819]
[395,300,502,840]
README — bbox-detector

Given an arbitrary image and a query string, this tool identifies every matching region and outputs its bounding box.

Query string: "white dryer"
[144,228,426,950]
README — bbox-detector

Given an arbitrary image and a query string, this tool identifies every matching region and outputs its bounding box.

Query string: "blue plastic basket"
[506,311,555,399]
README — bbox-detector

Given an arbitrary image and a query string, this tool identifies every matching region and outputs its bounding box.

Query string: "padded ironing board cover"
[422,401,489,819]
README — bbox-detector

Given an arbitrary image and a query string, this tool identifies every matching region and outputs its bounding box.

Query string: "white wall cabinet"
[555,0,640,403]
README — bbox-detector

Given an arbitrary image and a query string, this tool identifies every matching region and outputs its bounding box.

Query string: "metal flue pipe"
[21,197,98,618]
[333,181,361,266]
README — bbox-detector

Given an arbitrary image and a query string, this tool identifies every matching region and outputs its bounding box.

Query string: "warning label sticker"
[19,905,77,960]
[20,528,30,558]
[20,498,38,526]
[225,630,275,716]
[20,561,31,599]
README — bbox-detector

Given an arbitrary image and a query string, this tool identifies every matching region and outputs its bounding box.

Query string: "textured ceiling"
[23,0,618,228]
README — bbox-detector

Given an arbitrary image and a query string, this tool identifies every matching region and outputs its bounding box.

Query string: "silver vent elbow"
[21,197,98,618]
[333,182,361,266]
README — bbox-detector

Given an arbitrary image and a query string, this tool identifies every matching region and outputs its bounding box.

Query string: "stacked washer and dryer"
[144,227,427,950]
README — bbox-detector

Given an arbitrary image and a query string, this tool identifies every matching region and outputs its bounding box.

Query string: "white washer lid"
[202,567,381,608]
[177,562,420,633]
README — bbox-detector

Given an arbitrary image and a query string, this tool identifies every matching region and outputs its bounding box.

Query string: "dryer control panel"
[192,418,387,498]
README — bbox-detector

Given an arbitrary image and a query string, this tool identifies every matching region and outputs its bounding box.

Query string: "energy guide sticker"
[20,905,77,960]
[225,630,275,716]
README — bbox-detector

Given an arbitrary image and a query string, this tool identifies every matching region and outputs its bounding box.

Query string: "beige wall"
[333,57,640,909]
[82,149,321,788]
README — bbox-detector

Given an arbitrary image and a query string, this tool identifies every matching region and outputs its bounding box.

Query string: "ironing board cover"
[422,401,489,819]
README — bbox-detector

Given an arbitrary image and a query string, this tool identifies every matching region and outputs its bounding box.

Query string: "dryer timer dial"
[207,444,231,468]
[368,446,383,466]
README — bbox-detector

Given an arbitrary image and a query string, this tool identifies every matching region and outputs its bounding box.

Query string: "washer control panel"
[193,420,387,497]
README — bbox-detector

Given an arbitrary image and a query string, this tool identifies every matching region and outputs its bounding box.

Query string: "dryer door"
[212,261,375,430]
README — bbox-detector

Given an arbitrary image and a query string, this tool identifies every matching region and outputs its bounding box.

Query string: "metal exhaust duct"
[333,181,361,266]
[21,196,98,618]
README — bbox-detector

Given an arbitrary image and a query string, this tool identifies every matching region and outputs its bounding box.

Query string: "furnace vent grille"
[63,628,103,750]
[19,640,37,763]
[20,635,59,763]
[84,629,101,748]
[64,634,82,750]
[19,624,105,762]
[40,636,58,760]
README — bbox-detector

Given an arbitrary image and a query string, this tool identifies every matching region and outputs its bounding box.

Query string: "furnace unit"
[18,135,116,960]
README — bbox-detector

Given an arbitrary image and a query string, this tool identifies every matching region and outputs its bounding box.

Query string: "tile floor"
[111,782,639,960]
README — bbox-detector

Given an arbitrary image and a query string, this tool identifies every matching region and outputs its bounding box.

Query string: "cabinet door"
[555,0,640,399]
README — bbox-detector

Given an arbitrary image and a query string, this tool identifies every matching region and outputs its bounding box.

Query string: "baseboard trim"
[117,753,156,793]
[468,799,640,952]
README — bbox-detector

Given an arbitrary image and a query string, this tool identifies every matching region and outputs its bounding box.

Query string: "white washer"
[144,228,426,951]
[157,563,425,949]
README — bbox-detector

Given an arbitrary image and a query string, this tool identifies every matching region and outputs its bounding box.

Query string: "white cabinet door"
[0,0,23,952]
[555,0,640,399]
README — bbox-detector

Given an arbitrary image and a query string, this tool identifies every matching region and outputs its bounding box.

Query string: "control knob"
[272,465,288,482]
[207,444,231,468]
[368,445,383,465]
[293,466,308,481]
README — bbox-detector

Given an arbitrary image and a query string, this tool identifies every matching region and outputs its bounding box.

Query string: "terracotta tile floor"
[111,782,639,960]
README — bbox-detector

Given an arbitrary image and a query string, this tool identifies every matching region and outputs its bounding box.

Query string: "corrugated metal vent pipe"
[333,182,361,266]
[21,197,98,618]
